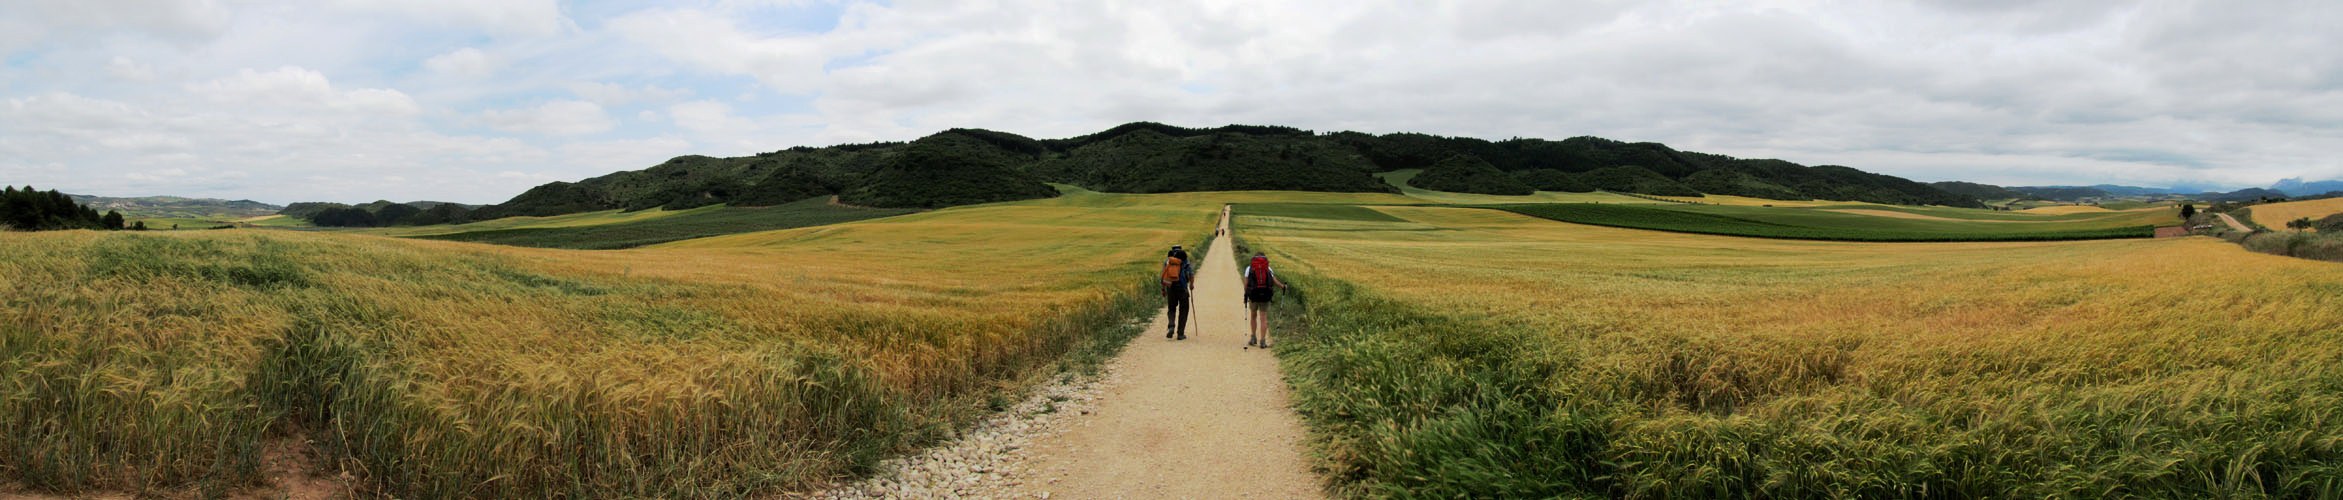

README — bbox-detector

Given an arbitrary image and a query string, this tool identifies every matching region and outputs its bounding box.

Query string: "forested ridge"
[3,185,136,231]
[467,122,1986,221]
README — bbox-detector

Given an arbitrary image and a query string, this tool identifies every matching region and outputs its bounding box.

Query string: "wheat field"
[1243,204,2343,497]
[2249,197,2343,230]
[0,193,1214,498]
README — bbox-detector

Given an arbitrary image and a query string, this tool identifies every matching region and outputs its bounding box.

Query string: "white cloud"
[106,56,157,82]
[607,8,829,93]
[569,81,693,106]
[8,0,2343,205]
[556,136,696,174]
[186,66,420,116]
[0,0,234,54]
[325,0,567,37]
[0,89,548,203]
[667,100,757,134]
[423,47,496,77]
[478,100,617,136]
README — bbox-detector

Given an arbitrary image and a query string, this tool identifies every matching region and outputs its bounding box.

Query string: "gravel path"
[795,208,1322,499]
[1011,208,1322,499]
[2218,212,2255,232]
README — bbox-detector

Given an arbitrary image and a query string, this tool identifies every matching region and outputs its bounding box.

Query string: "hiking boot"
[1247,336,1258,347]
[1167,330,1175,339]
[1176,332,1187,341]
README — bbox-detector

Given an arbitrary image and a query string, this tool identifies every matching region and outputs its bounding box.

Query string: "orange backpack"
[1160,256,1185,287]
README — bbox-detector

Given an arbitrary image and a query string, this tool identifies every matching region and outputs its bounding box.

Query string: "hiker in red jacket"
[1240,251,1288,349]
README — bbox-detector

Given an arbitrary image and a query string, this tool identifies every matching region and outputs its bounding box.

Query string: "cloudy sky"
[3,0,2339,204]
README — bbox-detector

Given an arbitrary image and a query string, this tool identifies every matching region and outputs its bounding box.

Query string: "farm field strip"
[360,204,718,237]
[0,191,1219,497]
[1240,204,2343,497]
[411,197,919,250]
[1486,202,2165,241]
[2248,197,2343,229]
[1374,169,1666,205]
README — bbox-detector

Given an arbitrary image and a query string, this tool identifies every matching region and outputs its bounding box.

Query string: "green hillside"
[1406,155,1531,195]
[1024,127,1394,194]
[467,121,1982,223]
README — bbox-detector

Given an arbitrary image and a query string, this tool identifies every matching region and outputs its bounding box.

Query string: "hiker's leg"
[1246,302,1265,338]
[1248,302,1262,336]
[1166,292,1180,337]
[1170,292,1189,334]
[1260,304,1274,345]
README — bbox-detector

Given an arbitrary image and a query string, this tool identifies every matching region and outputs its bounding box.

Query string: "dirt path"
[1012,207,1323,499]
[2218,212,2254,232]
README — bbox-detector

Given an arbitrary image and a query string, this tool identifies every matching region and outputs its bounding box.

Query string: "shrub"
[2242,231,2343,262]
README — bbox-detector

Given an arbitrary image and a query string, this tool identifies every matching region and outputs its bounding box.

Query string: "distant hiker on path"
[1162,245,1195,340]
[1242,251,1288,349]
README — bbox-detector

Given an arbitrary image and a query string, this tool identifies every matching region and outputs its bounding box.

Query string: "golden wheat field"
[0,192,1217,498]
[2250,197,2343,230]
[1243,204,2343,497]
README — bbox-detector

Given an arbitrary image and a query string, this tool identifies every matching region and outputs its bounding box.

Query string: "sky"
[3,0,2340,204]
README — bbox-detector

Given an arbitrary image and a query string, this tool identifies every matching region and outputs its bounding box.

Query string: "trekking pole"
[1188,287,1199,339]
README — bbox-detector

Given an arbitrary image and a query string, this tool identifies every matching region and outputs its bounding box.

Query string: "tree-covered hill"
[1931,181,2027,201]
[1407,155,1531,195]
[1023,127,1394,194]
[466,121,1984,222]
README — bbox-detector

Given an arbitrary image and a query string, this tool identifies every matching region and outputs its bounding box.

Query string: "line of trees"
[290,201,475,227]
[2,185,142,231]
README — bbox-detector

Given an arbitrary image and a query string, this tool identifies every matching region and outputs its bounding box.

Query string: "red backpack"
[1247,256,1273,290]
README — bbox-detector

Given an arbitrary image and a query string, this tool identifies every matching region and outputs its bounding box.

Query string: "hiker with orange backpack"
[1241,251,1288,349]
[1161,245,1196,340]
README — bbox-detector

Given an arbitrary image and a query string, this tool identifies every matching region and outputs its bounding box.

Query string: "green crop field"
[408,198,921,249]
[1237,203,2343,498]
[1489,202,2167,241]
[1376,169,1662,205]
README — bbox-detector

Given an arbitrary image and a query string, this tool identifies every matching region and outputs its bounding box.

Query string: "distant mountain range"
[2272,178,2343,197]
[1930,181,2323,204]
[66,194,282,219]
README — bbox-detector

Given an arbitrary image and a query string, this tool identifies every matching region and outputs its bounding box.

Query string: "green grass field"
[127,217,243,230]
[1489,202,2165,241]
